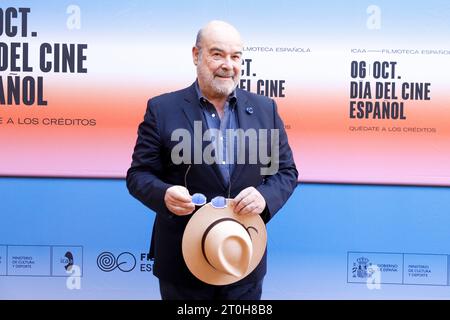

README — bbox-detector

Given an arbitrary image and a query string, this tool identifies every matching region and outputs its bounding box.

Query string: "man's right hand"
[164,186,195,216]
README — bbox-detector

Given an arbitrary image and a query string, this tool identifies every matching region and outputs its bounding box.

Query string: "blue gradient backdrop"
[1,178,449,299]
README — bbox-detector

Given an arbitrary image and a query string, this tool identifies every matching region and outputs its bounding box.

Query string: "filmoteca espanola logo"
[97,251,136,272]
[64,251,74,271]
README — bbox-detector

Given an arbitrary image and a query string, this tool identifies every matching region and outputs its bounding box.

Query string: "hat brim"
[182,199,267,285]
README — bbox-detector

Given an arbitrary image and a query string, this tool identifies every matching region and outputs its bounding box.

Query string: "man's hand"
[164,186,195,216]
[231,187,266,216]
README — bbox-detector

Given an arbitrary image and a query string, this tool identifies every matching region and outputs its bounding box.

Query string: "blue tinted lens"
[192,193,207,206]
[211,196,227,209]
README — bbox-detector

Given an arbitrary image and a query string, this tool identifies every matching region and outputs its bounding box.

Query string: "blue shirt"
[194,80,238,187]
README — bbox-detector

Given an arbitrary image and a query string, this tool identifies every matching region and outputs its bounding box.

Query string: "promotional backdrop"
[1,0,450,300]
[1,0,449,184]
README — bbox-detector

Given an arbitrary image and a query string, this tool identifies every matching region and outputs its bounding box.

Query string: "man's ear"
[192,46,199,66]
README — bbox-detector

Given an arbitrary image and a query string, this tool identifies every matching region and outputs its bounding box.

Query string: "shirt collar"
[194,79,237,109]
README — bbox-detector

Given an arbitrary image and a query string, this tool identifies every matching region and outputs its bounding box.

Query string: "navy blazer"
[126,82,298,286]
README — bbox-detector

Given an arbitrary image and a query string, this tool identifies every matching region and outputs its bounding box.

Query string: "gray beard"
[210,79,237,96]
[197,62,238,98]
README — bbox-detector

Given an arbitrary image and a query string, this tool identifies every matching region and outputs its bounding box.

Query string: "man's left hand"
[231,187,266,216]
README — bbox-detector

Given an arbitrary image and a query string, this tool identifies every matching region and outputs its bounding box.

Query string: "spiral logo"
[97,251,137,272]
[97,252,116,272]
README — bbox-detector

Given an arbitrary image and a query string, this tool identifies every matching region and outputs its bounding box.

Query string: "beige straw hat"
[182,199,267,285]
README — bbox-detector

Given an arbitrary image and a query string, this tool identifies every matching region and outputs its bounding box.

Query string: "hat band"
[201,218,257,270]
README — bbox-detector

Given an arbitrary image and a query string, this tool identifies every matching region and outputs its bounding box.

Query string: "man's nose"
[221,56,233,70]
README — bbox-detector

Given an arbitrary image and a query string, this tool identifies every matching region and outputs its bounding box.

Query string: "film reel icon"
[97,251,136,272]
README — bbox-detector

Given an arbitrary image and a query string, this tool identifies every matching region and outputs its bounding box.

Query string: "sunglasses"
[184,165,231,209]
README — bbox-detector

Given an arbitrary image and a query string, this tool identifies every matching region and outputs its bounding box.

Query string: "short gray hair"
[195,29,203,57]
[195,28,203,48]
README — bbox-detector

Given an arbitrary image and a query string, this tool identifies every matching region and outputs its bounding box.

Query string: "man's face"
[194,34,242,99]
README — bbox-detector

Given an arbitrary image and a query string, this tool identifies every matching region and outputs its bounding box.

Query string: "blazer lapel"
[181,83,203,132]
[230,90,253,185]
[181,83,227,189]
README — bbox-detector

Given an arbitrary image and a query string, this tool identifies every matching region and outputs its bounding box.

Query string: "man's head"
[193,20,243,100]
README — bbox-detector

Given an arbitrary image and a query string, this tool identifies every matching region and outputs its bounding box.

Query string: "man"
[126,20,298,300]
